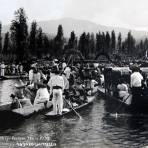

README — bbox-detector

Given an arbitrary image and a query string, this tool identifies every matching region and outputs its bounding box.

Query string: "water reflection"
[0,80,18,103]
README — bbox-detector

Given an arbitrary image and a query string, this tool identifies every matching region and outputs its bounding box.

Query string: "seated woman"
[90,79,98,95]
[34,82,49,107]
[14,81,32,108]
[72,81,87,105]
[117,78,132,105]
[10,94,21,109]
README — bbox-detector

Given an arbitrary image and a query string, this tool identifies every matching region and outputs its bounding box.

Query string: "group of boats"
[0,82,99,121]
[0,73,28,80]
[97,66,148,115]
[1,64,148,122]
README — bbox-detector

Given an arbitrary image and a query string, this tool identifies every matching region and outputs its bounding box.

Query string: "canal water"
[0,80,148,147]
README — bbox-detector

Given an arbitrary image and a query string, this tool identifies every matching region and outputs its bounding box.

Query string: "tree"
[10,8,28,60]
[67,31,76,49]
[117,32,122,53]
[78,32,87,58]
[96,32,102,53]
[105,31,111,53]
[0,22,2,53]
[127,31,135,55]
[89,33,95,57]
[54,25,64,57]
[111,30,116,53]
[3,32,10,54]
[29,21,37,54]
[43,34,50,54]
[36,27,43,58]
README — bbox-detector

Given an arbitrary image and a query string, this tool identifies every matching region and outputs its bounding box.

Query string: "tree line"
[0,8,148,62]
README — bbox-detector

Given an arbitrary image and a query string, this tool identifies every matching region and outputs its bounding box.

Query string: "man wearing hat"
[48,66,64,115]
[130,64,143,104]
[14,80,32,107]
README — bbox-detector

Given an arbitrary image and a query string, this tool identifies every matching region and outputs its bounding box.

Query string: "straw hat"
[130,63,140,71]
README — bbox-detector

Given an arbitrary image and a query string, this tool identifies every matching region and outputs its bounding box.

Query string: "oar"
[63,97,82,119]
[107,94,131,117]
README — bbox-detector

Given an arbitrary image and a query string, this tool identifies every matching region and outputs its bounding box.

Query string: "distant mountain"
[2,18,148,40]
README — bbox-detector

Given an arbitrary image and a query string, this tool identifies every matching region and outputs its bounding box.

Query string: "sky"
[0,0,148,31]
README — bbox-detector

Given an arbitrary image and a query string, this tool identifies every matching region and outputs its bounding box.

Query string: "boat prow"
[12,101,53,118]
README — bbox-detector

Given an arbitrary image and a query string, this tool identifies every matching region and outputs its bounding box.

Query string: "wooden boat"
[45,91,97,119]
[11,101,53,118]
[0,73,28,80]
[98,80,148,114]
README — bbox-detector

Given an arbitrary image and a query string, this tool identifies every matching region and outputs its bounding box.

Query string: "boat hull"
[45,95,96,119]
[98,86,148,114]
[12,101,53,118]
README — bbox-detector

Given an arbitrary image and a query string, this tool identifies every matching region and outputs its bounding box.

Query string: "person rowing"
[48,66,64,115]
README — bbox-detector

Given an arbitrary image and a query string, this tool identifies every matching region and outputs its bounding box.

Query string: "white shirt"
[1,64,5,69]
[64,67,71,79]
[33,72,41,83]
[29,69,33,81]
[34,88,49,104]
[131,72,143,87]
[91,79,98,89]
[62,75,69,90]
[48,75,64,93]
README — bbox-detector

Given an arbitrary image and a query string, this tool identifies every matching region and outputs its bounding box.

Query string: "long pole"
[63,97,82,119]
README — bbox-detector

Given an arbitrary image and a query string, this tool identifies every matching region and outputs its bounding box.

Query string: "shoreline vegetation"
[0,8,148,63]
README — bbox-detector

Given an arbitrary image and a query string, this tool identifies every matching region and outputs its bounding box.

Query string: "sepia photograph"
[0,0,148,147]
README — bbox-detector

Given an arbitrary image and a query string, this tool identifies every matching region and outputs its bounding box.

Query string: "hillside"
[2,18,148,40]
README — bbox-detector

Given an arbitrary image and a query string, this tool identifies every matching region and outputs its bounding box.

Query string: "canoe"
[12,101,53,118]
[0,73,28,80]
[44,93,96,119]
[97,86,148,114]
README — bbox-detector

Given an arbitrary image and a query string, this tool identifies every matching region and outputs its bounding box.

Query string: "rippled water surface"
[0,80,148,148]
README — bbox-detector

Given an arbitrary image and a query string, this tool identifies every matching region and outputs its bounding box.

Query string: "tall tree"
[111,30,116,53]
[29,21,37,54]
[105,31,111,53]
[127,31,135,55]
[78,32,87,57]
[54,25,64,57]
[10,8,28,60]
[0,22,2,53]
[89,33,95,57]
[36,27,43,58]
[67,31,76,49]
[43,34,50,54]
[3,32,10,54]
[96,32,102,53]
[86,33,91,58]
[117,32,122,53]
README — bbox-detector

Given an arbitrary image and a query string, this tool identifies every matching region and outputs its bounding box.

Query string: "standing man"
[1,61,5,76]
[48,66,64,115]
[130,64,143,104]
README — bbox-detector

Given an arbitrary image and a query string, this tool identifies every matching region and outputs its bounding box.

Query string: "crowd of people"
[0,62,24,76]
[10,59,102,115]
